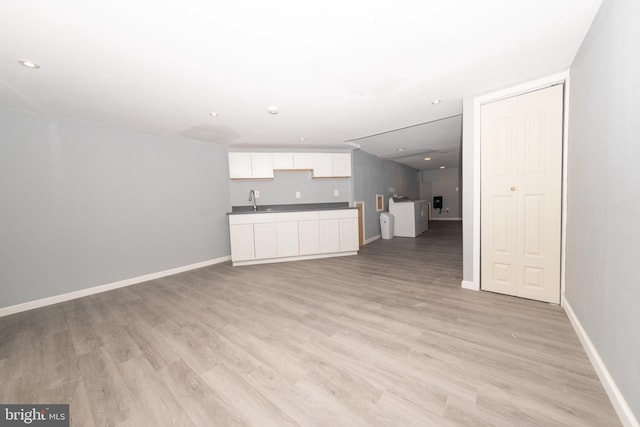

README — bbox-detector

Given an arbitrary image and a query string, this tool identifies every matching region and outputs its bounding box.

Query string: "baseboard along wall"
[0,256,231,318]
[563,299,639,427]
[364,234,382,245]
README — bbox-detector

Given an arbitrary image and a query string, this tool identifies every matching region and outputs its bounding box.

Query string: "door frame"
[355,201,365,247]
[469,70,570,304]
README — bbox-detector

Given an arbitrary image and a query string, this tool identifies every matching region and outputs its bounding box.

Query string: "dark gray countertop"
[227,202,355,215]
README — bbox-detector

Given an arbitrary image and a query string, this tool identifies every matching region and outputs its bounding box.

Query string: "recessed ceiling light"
[366,15,377,25]
[424,157,432,161]
[209,112,219,117]
[431,99,442,105]
[396,148,406,152]
[299,137,305,142]
[18,59,40,69]
[440,165,446,169]
[267,106,279,115]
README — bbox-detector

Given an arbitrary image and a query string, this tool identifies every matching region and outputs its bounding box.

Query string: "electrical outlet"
[295,191,301,199]
[334,189,339,197]
[446,207,449,214]
[255,190,260,198]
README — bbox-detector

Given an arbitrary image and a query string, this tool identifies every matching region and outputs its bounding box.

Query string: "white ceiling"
[0,0,601,171]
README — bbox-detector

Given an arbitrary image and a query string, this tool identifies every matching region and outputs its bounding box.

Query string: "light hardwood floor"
[0,221,620,426]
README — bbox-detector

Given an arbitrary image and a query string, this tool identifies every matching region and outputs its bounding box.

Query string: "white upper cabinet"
[273,153,294,170]
[228,153,274,179]
[228,153,252,179]
[313,153,352,178]
[229,151,350,179]
[250,153,274,178]
[332,153,352,177]
[313,153,333,177]
[272,153,315,171]
[293,153,314,169]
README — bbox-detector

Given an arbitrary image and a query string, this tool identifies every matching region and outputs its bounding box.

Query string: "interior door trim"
[468,70,570,303]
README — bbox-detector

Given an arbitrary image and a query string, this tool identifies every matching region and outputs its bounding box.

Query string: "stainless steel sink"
[231,205,275,213]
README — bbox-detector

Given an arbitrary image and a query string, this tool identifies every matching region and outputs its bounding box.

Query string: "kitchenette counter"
[228,202,355,215]
[227,202,359,266]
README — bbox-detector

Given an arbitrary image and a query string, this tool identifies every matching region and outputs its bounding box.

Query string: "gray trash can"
[380,212,394,239]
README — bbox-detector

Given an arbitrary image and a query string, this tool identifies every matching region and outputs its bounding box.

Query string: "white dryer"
[388,197,429,237]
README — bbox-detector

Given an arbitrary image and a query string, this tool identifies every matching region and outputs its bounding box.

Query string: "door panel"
[523,112,545,175]
[339,218,358,252]
[492,196,512,254]
[523,194,544,257]
[277,222,299,257]
[481,84,563,304]
[229,224,255,261]
[298,220,320,255]
[319,220,340,253]
[253,223,277,259]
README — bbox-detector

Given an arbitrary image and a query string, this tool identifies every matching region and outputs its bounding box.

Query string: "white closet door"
[481,84,563,304]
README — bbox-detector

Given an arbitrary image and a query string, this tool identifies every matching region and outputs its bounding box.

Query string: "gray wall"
[421,168,462,219]
[229,170,352,206]
[565,0,640,419]
[0,107,231,309]
[353,150,419,240]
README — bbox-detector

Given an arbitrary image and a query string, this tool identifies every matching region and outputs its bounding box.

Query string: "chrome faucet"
[249,189,257,211]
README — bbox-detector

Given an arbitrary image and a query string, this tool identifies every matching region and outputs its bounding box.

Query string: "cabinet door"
[332,153,352,177]
[251,153,274,178]
[293,153,314,170]
[319,220,340,253]
[277,221,299,257]
[229,224,255,261]
[228,153,252,179]
[313,153,333,177]
[339,218,359,252]
[273,153,294,170]
[298,220,320,255]
[253,223,278,259]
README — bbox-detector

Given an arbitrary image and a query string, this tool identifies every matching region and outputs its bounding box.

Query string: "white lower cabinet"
[298,220,320,255]
[253,223,278,259]
[319,220,340,253]
[229,224,255,261]
[229,209,358,265]
[339,218,359,251]
[277,222,299,257]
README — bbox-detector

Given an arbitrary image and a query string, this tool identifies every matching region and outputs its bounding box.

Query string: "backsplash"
[229,170,352,206]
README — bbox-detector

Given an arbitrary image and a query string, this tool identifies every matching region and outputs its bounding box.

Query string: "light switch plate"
[295,191,301,199]
[334,189,339,196]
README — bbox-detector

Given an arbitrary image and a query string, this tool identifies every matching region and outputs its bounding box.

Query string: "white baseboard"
[430,217,463,221]
[233,251,357,267]
[563,299,639,427]
[364,234,382,245]
[461,280,479,291]
[0,255,231,318]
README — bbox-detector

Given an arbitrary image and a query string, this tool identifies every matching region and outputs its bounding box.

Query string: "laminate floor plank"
[76,348,132,426]
[0,222,621,426]
[201,364,299,427]
[159,359,247,426]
